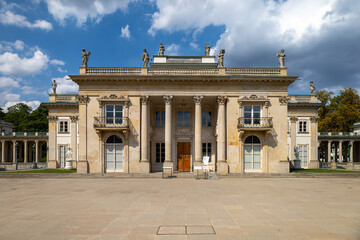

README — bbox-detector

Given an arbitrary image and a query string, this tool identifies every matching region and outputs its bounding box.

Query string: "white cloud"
[148,0,360,92]
[0,40,25,52]
[42,0,136,26]
[166,43,180,55]
[0,76,20,88]
[4,93,20,102]
[56,67,67,73]
[50,59,65,65]
[0,50,49,76]
[190,42,199,49]
[49,75,78,94]
[120,24,131,39]
[0,10,52,31]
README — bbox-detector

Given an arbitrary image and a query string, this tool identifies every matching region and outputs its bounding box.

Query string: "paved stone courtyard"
[0,177,360,240]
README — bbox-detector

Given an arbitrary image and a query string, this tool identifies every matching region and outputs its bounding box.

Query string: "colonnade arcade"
[0,132,48,166]
[318,133,360,163]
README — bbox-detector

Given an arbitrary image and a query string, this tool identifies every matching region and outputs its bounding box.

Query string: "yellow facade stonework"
[44,53,320,174]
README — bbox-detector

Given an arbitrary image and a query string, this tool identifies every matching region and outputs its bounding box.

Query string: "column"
[1,141,4,163]
[141,96,149,162]
[24,141,28,163]
[339,140,343,162]
[217,96,228,173]
[194,96,203,165]
[70,116,78,168]
[163,96,173,171]
[309,117,319,168]
[48,116,57,168]
[335,142,338,162]
[290,117,297,161]
[140,96,150,173]
[78,95,89,173]
[35,140,39,163]
[19,143,23,162]
[12,140,16,163]
[327,141,332,162]
[350,140,354,162]
[29,142,33,162]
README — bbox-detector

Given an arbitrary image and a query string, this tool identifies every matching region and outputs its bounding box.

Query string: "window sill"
[58,132,70,134]
[298,132,309,134]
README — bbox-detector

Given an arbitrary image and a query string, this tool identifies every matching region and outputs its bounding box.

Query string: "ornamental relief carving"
[279,96,290,105]
[101,94,126,100]
[289,117,298,123]
[217,96,228,105]
[241,95,266,100]
[140,96,150,104]
[193,96,203,105]
[175,127,193,137]
[70,116,78,123]
[163,95,173,105]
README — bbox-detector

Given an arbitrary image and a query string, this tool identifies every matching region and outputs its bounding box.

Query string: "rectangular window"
[244,105,261,124]
[106,104,123,124]
[201,112,211,127]
[156,111,165,126]
[156,143,165,163]
[202,143,212,162]
[59,121,68,133]
[59,145,68,168]
[297,145,308,167]
[177,111,190,126]
[299,121,308,133]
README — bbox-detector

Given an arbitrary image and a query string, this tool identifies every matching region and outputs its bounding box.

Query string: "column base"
[308,160,319,169]
[216,162,228,174]
[163,161,174,174]
[77,161,88,173]
[65,160,73,170]
[139,161,150,173]
[47,160,57,169]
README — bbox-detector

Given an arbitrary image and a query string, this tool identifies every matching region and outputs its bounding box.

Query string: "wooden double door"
[177,142,191,171]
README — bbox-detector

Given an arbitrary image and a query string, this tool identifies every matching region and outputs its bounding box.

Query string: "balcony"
[237,117,273,130]
[93,117,129,131]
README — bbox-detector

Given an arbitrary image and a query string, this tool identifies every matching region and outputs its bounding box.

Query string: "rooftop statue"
[82,48,91,67]
[276,49,286,68]
[52,79,57,94]
[218,49,225,67]
[205,43,210,56]
[310,81,316,94]
[158,43,165,56]
[142,49,150,67]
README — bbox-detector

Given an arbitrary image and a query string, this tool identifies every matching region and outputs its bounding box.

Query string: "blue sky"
[1,0,359,110]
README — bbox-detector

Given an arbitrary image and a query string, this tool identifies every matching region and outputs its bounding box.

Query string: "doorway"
[105,135,124,172]
[177,142,191,171]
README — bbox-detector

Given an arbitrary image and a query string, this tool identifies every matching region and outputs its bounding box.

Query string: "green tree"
[4,103,32,131]
[0,107,5,120]
[27,104,49,132]
[316,88,360,132]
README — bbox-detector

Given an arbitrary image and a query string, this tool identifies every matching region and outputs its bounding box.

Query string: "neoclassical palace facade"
[43,48,321,174]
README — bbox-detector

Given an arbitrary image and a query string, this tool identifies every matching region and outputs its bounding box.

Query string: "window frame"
[59,120,69,133]
[105,104,124,124]
[155,111,165,127]
[202,142,212,162]
[201,111,212,127]
[298,120,308,133]
[177,111,191,127]
[155,142,165,163]
[243,105,262,124]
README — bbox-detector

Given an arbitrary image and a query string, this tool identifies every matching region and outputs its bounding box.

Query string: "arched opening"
[105,135,123,172]
[244,135,261,171]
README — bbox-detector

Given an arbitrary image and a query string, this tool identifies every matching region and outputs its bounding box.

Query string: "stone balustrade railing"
[81,67,287,76]
[0,132,48,137]
[238,117,273,128]
[93,117,129,129]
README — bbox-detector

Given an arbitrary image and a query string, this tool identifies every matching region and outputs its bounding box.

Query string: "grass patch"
[2,169,77,173]
[291,169,360,173]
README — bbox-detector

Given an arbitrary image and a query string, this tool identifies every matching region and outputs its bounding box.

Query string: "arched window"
[106,135,123,144]
[244,135,261,144]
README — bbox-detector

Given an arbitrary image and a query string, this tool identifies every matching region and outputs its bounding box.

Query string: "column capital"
[12,140,16,143]
[237,100,243,108]
[217,96,228,105]
[193,96,203,105]
[47,116,58,123]
[289,116,298,123]
[70,116,78,123]
[310,116,319,123]
[140,95,150,104]
[23,140,28,143]
[264,101,270,108]
[78,95,89,104]
[163,95,173,105]
[35,140,39,143]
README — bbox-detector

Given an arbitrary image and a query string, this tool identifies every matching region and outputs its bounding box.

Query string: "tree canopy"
[316,88,360,132]
[2,103,48,132]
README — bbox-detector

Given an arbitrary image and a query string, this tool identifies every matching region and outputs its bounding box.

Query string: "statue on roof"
[276,49,286,68]
[310,81,316,94]
[142,49,150,67]
[205,43,210,56]
[81,48,91,67]
[218,49,225,67]
[158,43,165,56]
[52,79,57,94]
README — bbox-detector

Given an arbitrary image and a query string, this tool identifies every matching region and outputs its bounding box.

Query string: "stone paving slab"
[0,178,360,239]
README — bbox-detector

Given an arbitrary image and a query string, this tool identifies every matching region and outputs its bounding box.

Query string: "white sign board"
[194,166,202,170]
[203,156,210,165]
